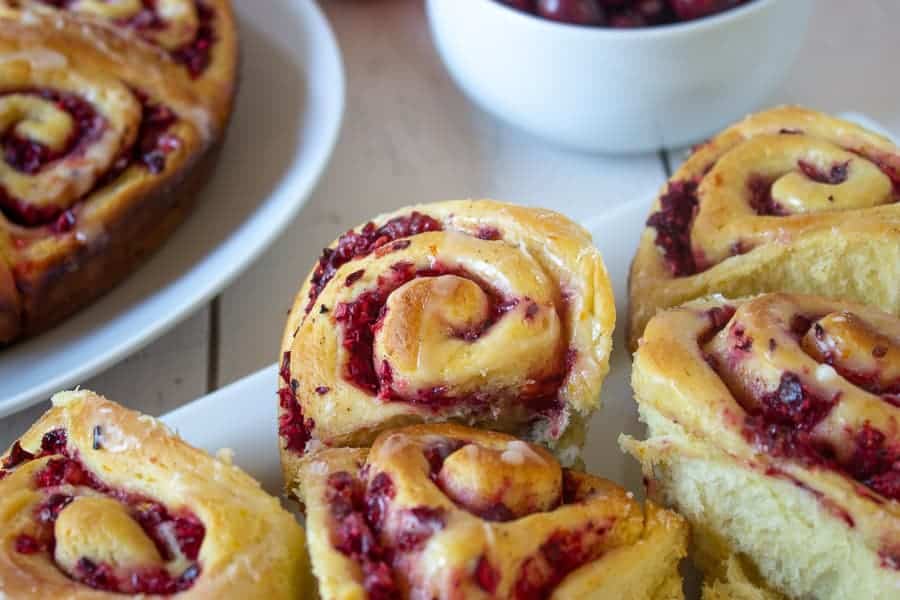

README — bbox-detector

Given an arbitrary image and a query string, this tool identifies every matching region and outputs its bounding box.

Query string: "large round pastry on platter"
[0,0,238,344]
[623,293,900,599]
[0,390,310,598]
[297,423,688,600]
[628,106,900,350]
[279,199,616,491]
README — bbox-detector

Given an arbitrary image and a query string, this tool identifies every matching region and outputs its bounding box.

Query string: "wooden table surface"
[2,0,899,446]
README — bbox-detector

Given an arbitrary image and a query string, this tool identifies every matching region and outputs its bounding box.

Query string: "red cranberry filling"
[500,0,752,27]
[646,180,699,276]
[513,525,609,600]
[393,507,445,552]
[1,90,101,178]
[0,89,178,230]
[36,0,217,78]
[169,2,217,78]
[325,471,400,600]
[305,212,443,314]
[747,175,787,216]
[475,555,501,593]
[703,313,900,502]
[798,160,850,185]
[4,428,205,593]
[278,351,315,454]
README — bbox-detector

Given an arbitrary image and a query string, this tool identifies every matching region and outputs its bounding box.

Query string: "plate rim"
[0,0,346,417]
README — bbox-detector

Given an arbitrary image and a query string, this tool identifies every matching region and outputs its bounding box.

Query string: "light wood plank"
[216,0,668,385]
[0,308,210,450]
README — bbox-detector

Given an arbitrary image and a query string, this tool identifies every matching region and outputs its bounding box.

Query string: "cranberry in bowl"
[426,0,812,153]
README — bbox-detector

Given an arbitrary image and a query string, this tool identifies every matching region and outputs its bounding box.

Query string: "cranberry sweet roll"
[0,390,310,598]
[623,293,900,599]
[279,200,616,484]
[0,2,237,343]
[628,106,900,349]
[297,424,687,600]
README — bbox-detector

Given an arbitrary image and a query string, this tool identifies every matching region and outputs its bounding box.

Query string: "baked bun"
[0,1,237,343]
[0,390,310,598]
[622,293,900,599]
[296,423,687,600]
[628,106,900,350]
[280,200,615,487]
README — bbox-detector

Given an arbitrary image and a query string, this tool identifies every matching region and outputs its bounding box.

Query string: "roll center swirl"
[436,441,562,520]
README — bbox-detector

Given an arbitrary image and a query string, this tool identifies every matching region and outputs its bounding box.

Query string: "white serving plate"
[0,0,345,417]
[159,112,894,599]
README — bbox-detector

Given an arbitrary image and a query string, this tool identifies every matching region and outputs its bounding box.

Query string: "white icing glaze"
[0,49,67,69]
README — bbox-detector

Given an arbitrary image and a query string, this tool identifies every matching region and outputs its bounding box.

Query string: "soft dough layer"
[296,424,687,600]
[0,390,310,599]
[628,106,900,350]
[279,199,616,491]
[623,293,900,600]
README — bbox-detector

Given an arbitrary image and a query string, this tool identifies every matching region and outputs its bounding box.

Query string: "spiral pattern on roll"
[279,200,616,488]
[0,2,236,343]
[297,424,687,600]
[629,106,900,349]
[625,293,900,599]
[0,390,309,599]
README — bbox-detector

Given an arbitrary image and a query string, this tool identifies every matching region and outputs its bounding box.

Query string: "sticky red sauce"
[278,351,315,454]
[3,428,204,593]
[646,180,699,276]
[512,525,609,600]
[0,89,178,230]
[305,212,443,314]
[325,471,400,600]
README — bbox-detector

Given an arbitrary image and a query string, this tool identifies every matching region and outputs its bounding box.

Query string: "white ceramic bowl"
[426,0,812,153]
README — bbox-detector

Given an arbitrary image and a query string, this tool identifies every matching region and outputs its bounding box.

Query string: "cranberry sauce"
[500,0,753,27]
[36,0,217,78]
[305,212,443,314]
[798,160,850,185]
[0,90,102,227]
[278,351,315,454]
[747,175,787,216]
[325,447,608,598]
[170,2,217,78]
[3,428,204,593]
[512,525,609,600]
[702,311,900,502]
[325,471,401,600]
[0,89,179,230]
[646,180,700,276]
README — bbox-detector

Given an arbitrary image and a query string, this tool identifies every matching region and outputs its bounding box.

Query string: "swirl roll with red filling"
[628,106,900,350]
[622,293,900,599]
[297,424,687,600]
[0,390,310,598]
[279,200,616,489]
[0,1,236,343]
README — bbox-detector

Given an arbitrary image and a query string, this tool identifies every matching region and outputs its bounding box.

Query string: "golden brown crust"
[279,199,616,489]
[296,424,687,600]
[624,293,900,599]
[628,106,900,350]
[0,1,238,344]
[0,390,310,599]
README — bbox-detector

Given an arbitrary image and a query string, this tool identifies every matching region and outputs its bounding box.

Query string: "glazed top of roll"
[0,390,309,599]
[279,199,615,462]
[297,424,686,600]
[0,0,237,123]
[629,106,900,348]
[631,293,899,567]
